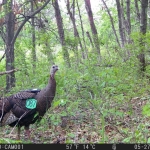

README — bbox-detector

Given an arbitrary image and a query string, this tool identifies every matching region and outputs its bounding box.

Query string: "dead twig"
[0,69,19,75]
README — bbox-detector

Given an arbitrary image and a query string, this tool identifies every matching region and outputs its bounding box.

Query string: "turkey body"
[0,65,58,140]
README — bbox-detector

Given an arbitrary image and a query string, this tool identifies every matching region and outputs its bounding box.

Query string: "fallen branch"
[0,69,19,75]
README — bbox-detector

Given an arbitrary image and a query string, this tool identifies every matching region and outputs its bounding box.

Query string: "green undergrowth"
[1,56,150,143]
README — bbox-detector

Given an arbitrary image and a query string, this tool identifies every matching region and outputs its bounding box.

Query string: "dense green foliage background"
[1,0,150,143]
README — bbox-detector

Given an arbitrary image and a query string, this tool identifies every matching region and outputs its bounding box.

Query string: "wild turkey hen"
[0,65,58,140]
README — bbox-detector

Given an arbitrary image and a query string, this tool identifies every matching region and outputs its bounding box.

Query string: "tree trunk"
[126,0,131,41]
[116,0,126,47]
[84,0,101,63]
[5,0,15,91]
[31,0,36,72]
[86,31,94,48]
[53,0,71,67]
[134,0,141,23]
[101,0,121,47]
[76,0,88,59]
[138,0,148,72]
[66,0,85,61]
[125,0,131,58]
[66,0,79,63]
[3,0,51,91]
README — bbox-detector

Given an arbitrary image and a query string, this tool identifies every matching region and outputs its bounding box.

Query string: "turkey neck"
[40,74,56,101]
[46,74,56,99]
[36,74,56,114]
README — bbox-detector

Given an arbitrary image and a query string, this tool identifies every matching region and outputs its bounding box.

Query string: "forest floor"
[0,95,150,143]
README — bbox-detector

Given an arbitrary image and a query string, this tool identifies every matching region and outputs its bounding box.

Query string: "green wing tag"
[26,99,37,109]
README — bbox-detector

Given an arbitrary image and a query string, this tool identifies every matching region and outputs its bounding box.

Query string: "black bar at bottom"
[0,143,149,150]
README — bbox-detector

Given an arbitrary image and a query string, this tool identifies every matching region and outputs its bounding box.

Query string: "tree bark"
[116,0,126,47]
[66,0,85,61]
[31,0,36,71]
[138,0,148,72]
[4,0,15,91]
[76,0,88,59]
[126,0,131,41]
[125,0,131,58]
[101,0,121,47]
[3,0,51,91]
[86,31,94,48]
[134,0,141,23]
[53,0,71,67]
[84,0,101,63]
